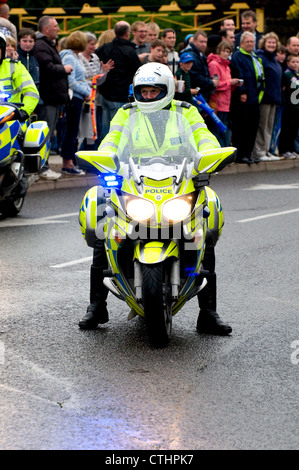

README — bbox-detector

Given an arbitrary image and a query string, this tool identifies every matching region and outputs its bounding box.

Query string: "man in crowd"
[146,22,160,44]
[230,32,265,164]
[0,2,16,40]
[131,20,150,63]
[219,18,236,33]
[234,10,263,51]
[184,30,219,103]
[95,21,141,138]
[34,16,72,180]
[219,28,236,51]
[286,36,299,57]
[161,28,180,74]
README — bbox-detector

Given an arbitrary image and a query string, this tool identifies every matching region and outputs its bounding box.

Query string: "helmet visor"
[134,84,167,102]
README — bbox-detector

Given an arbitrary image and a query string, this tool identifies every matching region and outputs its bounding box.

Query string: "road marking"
[237,208,299,223]
[50,256,92,269]
[0,212,78,228]
[244,183,299,191]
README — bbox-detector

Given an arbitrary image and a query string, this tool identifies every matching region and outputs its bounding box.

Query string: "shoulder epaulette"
[122,102,137,110]
[179,101,192,109]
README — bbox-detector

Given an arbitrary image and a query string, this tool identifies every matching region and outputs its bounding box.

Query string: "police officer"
[0,32,39,120]
[79,63,232,336]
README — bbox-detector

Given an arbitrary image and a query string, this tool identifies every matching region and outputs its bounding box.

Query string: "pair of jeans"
[101,95,127,139]
[38,104,61,171]
[60,97,83,164]
[211,111,231,147]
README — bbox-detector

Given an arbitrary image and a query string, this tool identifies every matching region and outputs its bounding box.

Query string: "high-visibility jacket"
[0,58,39,115]
[99,99,220,158]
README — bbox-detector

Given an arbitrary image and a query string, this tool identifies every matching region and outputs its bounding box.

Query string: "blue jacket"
[256,49,282,105]
[231,48,265,105]
[183,42,215,102]
[17,45,40,88]
[60,49,91,100]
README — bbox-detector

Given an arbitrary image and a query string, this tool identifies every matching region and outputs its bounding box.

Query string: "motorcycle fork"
[134,260,142,302]
[134,257,180,303]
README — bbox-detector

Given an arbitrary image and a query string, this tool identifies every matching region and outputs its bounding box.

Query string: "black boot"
[79,265,109,329]
[197,272,232,336]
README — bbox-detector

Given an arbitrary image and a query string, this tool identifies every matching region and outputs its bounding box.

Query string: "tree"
[287,0,299,19]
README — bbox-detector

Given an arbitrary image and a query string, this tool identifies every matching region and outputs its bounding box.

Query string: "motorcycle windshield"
[117,109,198,165]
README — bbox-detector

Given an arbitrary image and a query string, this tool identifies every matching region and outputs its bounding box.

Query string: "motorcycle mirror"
[75,151,120,175]
[193,147,237,174]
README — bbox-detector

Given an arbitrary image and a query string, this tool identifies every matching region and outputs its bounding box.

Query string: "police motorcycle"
[77,109,236,347]
[0,93,50,217]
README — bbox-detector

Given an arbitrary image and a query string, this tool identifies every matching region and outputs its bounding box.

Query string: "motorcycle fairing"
[133,240,179,264]
[76,150,120,175]
[193,147,237,175]
[23,121,50,168]
[205,187,224,246]
[0,120,20,166]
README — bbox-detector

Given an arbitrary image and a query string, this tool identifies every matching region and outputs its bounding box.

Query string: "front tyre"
[142,263,172,347]
[0,197,24,217]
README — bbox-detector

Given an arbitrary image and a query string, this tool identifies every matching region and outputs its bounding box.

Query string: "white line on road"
[244,183,299,191]
[237,208,299,223]
[50,256,92,269]
[0,212,78,228]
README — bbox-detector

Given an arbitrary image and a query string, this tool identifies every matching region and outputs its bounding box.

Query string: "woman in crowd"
[78,32,114,150]
[59,31,92,175]
[96,29,115,48]
[5,34,18,60]
[253,32,283,161]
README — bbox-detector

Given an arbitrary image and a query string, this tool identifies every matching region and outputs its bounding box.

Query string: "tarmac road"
[0,167,298,450]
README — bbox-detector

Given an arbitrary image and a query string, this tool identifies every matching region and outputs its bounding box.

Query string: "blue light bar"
[101,173,123,188]
[0,92,11,101]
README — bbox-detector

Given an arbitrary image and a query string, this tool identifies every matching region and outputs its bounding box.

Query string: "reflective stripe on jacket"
[0,58,39,115]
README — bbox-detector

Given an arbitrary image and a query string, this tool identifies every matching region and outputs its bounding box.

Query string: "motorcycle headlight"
[126,198,154,222]
[163,197,192,222]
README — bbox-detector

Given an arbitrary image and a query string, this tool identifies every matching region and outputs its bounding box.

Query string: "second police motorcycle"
[0,95,50,217]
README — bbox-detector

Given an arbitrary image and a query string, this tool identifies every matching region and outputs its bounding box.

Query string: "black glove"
[13,108,29,122]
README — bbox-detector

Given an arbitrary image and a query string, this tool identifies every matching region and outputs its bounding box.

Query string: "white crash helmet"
[0,32,6,65]
[133,62,175,113]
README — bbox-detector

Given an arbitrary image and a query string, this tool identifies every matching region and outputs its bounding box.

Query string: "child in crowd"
[144,39,166,64]
[174,52,198,104]
[276,45,287,66]
[207,41,240,146]
[268,45,287,156]
[278,54,299,158]
[17,28,39,88]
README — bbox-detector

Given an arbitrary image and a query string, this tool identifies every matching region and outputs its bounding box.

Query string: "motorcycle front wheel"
[142,263,172,347]
[0,197,24,217]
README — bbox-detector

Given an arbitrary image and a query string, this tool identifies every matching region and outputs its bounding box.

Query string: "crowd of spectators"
[1,4,299,178]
